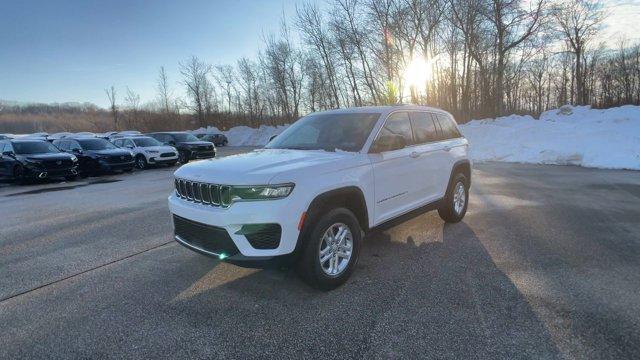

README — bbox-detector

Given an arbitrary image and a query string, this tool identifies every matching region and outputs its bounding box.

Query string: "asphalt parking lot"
[1,147,639,359]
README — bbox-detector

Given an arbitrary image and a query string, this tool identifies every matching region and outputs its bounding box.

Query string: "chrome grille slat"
[193,182,202,202]
[174,178,228,208]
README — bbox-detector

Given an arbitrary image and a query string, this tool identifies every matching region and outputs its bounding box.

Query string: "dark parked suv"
[52,137,134,176]
[0,139,79,182]
[196,133,228,146]
[147,132,215,164]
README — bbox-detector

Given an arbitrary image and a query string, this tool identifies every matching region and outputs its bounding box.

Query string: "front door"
[368,111,422,224]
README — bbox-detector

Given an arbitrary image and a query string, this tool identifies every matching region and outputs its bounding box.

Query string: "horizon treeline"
[3,0,640,134]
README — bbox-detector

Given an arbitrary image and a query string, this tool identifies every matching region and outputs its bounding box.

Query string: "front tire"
[13,165,26,184]
[438,173,469,223]
[135,154,147,169]
[178,151,189,164]
[297,208,362,290]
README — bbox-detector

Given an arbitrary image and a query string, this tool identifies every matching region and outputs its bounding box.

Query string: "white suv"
[169,106,471,290]
[113,136,179,169]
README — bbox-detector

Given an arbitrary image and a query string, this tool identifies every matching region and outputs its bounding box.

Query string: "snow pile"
[191,124,289,146]
[459,105,640,170]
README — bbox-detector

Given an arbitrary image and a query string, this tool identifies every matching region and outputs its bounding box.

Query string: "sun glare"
[402,56,432,94]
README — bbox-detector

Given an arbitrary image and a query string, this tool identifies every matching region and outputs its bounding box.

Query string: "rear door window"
[409,112,438,144]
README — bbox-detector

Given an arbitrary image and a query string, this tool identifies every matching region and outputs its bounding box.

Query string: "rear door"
[369,111,422,224]
[408,111,450,203]
[432,113,466,197]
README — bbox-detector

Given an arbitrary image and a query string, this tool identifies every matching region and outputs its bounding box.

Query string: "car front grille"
[173,215,239,256]
[160,152,176,158]
[174,177,231,207]
[42,159,74,169]
[106,154,132,163]
[197,145,213,151]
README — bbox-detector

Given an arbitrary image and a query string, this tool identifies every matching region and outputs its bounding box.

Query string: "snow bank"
[191,124,289,146]
[460,105,640,170]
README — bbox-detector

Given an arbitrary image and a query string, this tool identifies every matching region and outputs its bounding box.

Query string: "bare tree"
[156,66,173,114]
[179,56,212,126]
[214,65,236,113]
[553,0,605,104]
[105,85,118,130]
[123,87,141,128]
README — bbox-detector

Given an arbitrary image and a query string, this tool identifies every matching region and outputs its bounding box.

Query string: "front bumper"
[24,165,78,178]
[98,160,135,171]
[168,192,302,259]
[189,150,215,160]
[148,154,178,164]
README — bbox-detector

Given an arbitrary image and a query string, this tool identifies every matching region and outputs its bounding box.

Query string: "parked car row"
[0,130,218,183]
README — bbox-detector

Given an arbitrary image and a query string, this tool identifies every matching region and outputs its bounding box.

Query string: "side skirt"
[369,198,444,233]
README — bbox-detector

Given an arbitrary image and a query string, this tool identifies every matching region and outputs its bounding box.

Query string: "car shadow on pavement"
[169,215,562,359]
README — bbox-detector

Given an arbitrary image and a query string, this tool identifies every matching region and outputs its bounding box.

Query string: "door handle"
[410,151,420,158]
[443,146,451,152]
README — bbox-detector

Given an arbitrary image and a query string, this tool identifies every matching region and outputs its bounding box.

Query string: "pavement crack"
[0,240,175,304]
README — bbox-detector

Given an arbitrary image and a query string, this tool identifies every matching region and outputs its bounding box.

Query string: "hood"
[24,153,73,161]
[174,148,360,184]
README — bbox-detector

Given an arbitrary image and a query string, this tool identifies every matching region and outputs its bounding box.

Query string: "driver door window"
[376,111,414,147]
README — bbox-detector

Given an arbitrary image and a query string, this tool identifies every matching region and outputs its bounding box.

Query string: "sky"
[1,0,639,108]
[0,0,305,107]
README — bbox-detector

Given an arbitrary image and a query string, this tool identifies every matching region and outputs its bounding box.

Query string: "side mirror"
[71,148,83,154]
[126,145,134,149]
[268,134,278,142]
[2,150,13,156]
[370,134,407,153]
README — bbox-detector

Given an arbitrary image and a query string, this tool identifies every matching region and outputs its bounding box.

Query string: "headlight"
[129,151,135,157]
[230,184,294,202]
[70,155,78,162]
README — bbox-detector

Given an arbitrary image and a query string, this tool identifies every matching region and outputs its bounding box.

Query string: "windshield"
[133,137,162,147]
[172,133,199,142]
[77,138,117,150]
[265,112,380,152]
[13,141,60,154]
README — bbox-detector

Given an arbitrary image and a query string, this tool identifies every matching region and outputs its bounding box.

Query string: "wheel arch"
[294,186,369,256]
[446,159,471,195]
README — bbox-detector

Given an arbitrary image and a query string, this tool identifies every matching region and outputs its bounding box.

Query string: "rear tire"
[438,173,469,223]
[297,208,362,291]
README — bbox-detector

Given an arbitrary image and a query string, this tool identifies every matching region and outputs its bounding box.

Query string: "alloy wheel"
[453,181,466,215]
[318,223,353,276]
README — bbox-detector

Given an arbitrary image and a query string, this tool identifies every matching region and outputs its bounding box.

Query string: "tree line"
[3,0,639,134]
